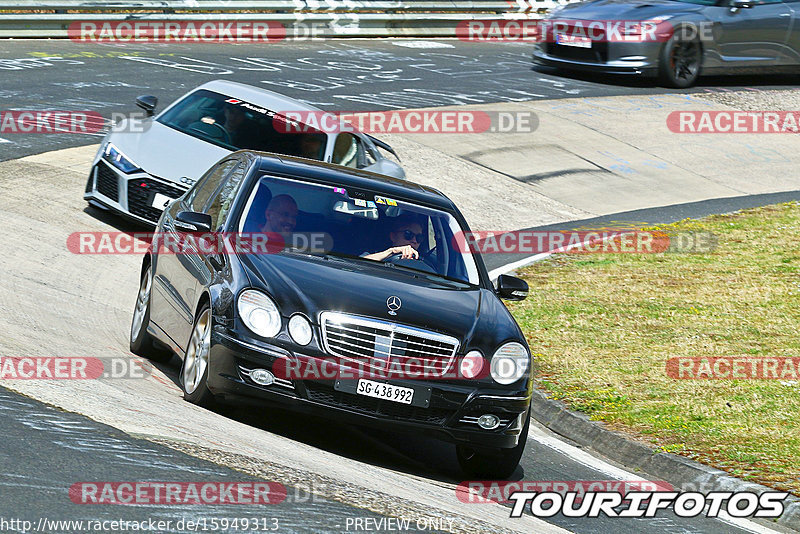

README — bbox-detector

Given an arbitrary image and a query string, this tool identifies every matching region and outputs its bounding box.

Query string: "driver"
[363,215,424,262]
[222,104,247,146]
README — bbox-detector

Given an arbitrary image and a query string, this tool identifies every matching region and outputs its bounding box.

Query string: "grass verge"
[509,201,800,494]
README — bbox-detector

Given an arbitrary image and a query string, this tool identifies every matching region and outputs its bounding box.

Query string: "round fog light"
[250,369,275,386]
[288,314,313,346]
[477,414,501,430]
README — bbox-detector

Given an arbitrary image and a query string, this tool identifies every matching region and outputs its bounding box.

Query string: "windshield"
[156,89,328,159]
[238,175,481,286]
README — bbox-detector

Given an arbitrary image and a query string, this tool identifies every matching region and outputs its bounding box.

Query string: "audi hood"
[105,118,230,183]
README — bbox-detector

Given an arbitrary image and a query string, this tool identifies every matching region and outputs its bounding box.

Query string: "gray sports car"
[532,0,800,87]
[85,80,405,226]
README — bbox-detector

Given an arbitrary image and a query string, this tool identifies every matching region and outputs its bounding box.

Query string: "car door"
[150,158,238,349]
[781,0,800,64]
[714,0,793,66]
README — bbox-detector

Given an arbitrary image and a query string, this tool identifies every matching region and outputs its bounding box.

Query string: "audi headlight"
[238,290,281,338]
[103,142,140,174]
[490,342,530,385]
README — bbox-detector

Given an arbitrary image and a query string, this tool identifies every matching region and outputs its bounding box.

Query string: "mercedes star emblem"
[386,296,402,315]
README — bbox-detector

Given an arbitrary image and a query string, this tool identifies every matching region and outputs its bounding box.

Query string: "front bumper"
[532,41,662,76]
[207,330,532,449]
[84,159,188,226]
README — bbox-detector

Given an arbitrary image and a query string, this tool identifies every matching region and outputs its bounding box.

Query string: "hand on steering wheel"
[387,245,419,260]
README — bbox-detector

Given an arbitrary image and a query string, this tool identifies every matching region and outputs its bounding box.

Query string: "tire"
[658,29,702,89]
[130,264,173,363]
[456,406,531,479]
[181,304,215,407]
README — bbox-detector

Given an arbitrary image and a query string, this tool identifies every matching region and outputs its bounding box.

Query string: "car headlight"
[490,342,530,385]
[238,290,281,338]
[288,314,313,346]
[102,142,140,174]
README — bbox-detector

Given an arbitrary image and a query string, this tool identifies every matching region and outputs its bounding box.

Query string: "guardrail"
[0,0,569,38]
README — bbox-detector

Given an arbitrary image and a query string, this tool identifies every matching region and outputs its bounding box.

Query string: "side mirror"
[729,0,752,9]
[175,211,212,233]
[136,95,158,116]
[496,274,528,301]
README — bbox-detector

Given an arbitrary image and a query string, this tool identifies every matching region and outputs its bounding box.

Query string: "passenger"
[261,194,298,234]
[299,135,324,160]
[363,215,424,261]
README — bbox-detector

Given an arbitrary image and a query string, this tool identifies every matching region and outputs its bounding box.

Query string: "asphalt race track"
[2,38,800,160]
[1,38,798,534]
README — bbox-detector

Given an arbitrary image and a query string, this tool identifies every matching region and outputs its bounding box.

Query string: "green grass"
[509,201,800,494]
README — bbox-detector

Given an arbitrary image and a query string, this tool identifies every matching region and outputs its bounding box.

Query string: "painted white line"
[528,426,783,534]
[488,232,622,281]
[0,137,11,144]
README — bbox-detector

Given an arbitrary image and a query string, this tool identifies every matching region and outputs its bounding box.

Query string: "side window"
[188,159,237,212]
[206,162,248,230]
[332,133,364,168]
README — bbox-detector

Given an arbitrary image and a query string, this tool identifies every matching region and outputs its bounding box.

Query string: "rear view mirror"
[333,200,379,220]
[496,274,529,301]
[136,95,158,116]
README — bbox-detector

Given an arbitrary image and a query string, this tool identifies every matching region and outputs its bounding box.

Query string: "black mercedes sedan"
[129,151,534,478]
[533,0,800,88]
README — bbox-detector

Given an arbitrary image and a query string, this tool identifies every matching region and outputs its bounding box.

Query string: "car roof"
[196,80,324,114]
[244,151,454,211]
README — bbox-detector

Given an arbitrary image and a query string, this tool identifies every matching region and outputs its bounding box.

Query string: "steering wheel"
[386,253,437,274]
[187,120,231,144]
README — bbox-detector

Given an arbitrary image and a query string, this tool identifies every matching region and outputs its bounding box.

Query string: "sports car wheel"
[130,265,172,362]
[456,406,531,479]
[181,304,215,407]
[659,30,701,88]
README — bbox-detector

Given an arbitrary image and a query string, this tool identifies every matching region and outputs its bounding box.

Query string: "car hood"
[553,0,703,20]
[239,253,513,347]
[107,119,230,182]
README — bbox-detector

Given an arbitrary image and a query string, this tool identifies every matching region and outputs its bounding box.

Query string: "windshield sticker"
[354,199,367,207]
[374,196,397,206]
[225,98,275,118]
[333,187,346,195]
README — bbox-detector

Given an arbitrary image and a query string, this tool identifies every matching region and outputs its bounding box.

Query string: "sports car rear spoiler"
[367,134,400,161]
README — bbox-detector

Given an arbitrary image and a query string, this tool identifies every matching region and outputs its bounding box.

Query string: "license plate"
[557,34,591,48]
[334,379,431,408]
[356,379,414,404]
[151,192,172,211]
